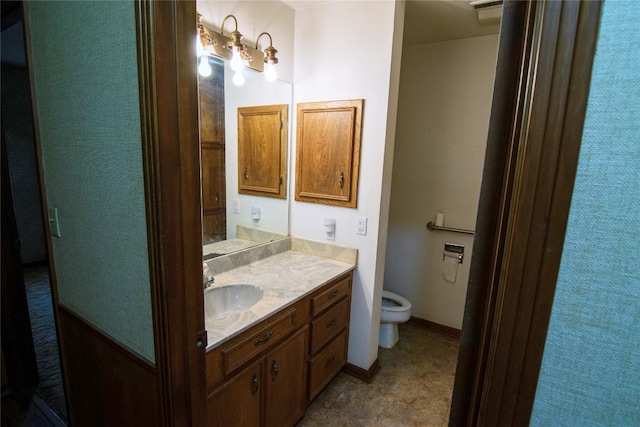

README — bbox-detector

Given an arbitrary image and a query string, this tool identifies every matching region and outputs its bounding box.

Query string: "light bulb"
[198,57,212,77]
[233,71,245,86]
[264,62,277,82]
[196,36,204,57]
[230,47,244,72]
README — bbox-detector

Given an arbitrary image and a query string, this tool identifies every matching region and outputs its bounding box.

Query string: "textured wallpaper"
[27,1,155,363]
[531,1,640,424]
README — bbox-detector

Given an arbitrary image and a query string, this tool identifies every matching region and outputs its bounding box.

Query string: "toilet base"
[378,323,400,348]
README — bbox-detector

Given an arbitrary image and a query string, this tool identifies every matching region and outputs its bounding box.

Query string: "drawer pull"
[328,289,340,299]
[254,331,273,346]
[251,373,259,396]
[327,318,338,328]
[271,359,279,380]
[324,356,336,368]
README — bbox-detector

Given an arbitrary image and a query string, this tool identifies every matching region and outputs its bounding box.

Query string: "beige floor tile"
[297,323,459,426]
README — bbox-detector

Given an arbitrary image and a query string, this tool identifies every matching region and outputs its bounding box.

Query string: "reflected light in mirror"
[232,71,245,86]
[198,56,212,77]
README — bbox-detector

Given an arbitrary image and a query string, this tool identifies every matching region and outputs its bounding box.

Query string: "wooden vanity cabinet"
[208,327,307,427]
[307,274,352,402]
[205,271,353,426]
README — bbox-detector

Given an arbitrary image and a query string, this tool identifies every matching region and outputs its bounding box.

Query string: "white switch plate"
[357,217,368,235]
[48,207,61,238]
[232,199,240,213]
[251,206,261,221]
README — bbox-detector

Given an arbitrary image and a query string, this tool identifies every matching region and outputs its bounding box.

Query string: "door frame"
[450,1,602,425]
[135,1,206,425]
[142,0,603,425]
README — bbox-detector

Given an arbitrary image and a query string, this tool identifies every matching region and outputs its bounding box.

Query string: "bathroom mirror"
[199,59,292,258]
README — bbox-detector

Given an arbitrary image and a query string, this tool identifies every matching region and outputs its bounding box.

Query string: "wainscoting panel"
[57,305,158,426]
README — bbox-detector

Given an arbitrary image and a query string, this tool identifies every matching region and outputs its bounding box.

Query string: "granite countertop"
[205,239,357,350]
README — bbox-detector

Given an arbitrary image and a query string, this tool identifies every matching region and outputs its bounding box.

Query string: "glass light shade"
[198,57,212,77]
[264,62,277,82]
[230,47,244,72]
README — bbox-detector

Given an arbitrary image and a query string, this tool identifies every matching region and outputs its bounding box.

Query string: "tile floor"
[298,323,460,427]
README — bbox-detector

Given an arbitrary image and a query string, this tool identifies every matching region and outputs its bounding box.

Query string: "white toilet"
[378,290,412,348]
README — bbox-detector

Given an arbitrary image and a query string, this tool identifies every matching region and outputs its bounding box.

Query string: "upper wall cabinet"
[237,104,288,199]
[295,99,363,208]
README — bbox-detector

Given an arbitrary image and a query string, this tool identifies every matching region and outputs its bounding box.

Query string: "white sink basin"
[205,284,264,318]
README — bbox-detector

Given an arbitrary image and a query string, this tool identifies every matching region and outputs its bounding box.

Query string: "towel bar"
[426,221,475,235]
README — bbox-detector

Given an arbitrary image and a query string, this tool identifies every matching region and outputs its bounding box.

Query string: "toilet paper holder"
[443,243,464,264]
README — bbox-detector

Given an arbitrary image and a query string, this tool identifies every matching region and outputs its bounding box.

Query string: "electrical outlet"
[357,217,367,235]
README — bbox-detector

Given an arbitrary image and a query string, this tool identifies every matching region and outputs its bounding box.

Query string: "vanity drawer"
[311,275,352,317]
[310,297,350,354]
[222,308,297,375]
[307,329,348,401]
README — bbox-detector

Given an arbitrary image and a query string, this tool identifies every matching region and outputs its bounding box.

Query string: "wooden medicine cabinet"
[237,104,288,199]
[295,99,363,208]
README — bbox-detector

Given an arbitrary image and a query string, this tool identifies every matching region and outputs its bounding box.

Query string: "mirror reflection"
[199,58,292,258]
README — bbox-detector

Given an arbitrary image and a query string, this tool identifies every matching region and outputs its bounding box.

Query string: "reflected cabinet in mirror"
[198,57,292,256]
[238,104,288,199]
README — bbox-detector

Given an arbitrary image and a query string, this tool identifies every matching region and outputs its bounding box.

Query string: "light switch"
[48,206,61,238]
[233,199,240,214]
[357,217,367,235]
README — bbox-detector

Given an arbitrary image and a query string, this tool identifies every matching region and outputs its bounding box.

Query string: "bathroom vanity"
[203,238,356,426]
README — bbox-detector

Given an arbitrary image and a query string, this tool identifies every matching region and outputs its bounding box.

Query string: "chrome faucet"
[203,262,215,288]
[204,275,214,288]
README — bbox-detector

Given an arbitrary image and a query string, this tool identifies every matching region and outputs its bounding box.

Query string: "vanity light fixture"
[256,32,279,82]
[196,12,280,84]
[221,15,245,72]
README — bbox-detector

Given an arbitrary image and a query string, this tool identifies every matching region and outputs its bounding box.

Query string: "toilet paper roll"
[435,213,445,227]
[442,255,459,283]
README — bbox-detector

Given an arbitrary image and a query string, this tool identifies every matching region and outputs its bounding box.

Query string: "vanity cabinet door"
[265,327,308,427]
[208,359,262,427]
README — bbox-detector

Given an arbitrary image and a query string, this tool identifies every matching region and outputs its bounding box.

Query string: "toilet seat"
[381,290,412,312]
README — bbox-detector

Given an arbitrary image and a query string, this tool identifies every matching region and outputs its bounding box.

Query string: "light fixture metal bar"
[244,45,265,72]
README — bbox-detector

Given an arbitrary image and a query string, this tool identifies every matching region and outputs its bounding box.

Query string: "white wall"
[384,35,499,329]
[292,1,404,370]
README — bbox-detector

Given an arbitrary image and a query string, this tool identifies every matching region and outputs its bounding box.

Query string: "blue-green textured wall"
[530,1,640,424]
[27,1,154,363]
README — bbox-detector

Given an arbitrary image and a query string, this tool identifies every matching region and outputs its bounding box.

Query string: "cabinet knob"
[339,172,344,189]
[244,165,249,180]
[271,359,279,380]
[324,356,336,368]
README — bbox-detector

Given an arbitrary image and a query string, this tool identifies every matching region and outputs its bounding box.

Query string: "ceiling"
[283,0,501,45]
[403,0,501,45]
